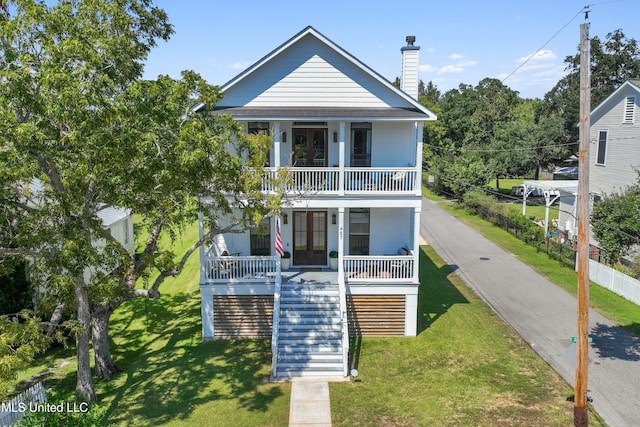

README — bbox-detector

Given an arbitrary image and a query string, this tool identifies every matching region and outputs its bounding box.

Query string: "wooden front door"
[293,128,327,167]
[293,211,327,265]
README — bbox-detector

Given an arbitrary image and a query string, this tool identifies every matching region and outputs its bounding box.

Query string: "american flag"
[275,217,284,257]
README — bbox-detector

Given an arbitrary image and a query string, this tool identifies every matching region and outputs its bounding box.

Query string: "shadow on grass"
[38,292,282,425]
[417,247,469,335]
[591,322,640,361]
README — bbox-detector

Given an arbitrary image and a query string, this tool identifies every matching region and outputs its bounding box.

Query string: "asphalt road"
[419,197,640,427]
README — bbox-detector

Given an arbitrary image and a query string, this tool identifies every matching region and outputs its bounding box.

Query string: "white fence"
[586,259,640,305]
[0,382,47,427]
[344,255,414,282]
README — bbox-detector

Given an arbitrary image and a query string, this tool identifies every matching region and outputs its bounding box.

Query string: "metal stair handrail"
[338,276,349,377]
[270,259,282,378]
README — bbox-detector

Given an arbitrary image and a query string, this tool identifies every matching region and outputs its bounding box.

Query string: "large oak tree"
[0,0,278,403]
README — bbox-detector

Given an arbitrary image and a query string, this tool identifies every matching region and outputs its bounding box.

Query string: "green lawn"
[11,219,607,426]
[330,247,602,426]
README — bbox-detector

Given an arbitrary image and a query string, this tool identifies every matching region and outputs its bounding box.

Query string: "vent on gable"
[623,96,636,124]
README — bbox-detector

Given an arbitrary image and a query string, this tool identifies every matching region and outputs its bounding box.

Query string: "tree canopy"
[0,0,278,403]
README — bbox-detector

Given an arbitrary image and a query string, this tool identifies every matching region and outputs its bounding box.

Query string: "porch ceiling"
[212,106,430,121]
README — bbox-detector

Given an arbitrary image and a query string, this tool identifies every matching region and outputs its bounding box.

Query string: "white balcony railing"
[202,255,278,283]
[344,168,416,193]
[201,254,416,284]
[261,167,416,194]
[344,255,415,282]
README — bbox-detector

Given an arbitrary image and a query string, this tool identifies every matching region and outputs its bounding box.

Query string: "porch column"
[412,206,421,283]
[414,121,423,196]
[273,122,281,168]
[200,286,214,341]
[338,207,345,284]
[338,122,345,195]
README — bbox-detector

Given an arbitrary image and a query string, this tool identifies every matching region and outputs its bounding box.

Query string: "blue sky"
[142,0,639,99]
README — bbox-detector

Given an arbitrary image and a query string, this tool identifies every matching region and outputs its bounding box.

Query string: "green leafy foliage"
[16,402,106,427]
[591,181,640,262]
[0,311,53,400]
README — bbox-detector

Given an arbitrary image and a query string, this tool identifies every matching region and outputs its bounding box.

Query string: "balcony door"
[293,211,327,265]
[293,128,327,167]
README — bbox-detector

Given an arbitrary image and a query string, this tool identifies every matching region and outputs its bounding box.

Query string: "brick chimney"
[401,35,420,100]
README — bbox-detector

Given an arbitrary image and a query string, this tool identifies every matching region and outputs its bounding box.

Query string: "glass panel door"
[293,211,327,265]
[293,128,327,167]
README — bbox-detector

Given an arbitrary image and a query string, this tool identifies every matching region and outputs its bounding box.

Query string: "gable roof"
[215,26,436,121]
[591,79,640,121]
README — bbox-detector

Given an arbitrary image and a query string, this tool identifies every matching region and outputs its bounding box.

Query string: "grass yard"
[329,247,599,426]
[10,219,605,426]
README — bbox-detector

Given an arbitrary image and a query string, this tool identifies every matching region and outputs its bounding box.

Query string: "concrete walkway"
[288,381,332,427]
[420,197,640,427]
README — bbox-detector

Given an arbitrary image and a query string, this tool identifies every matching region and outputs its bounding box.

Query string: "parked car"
[511,186,543,197]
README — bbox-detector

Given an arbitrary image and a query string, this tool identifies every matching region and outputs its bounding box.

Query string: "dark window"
[248,122,270,135]
[250,218,271,256]
[292,128,327,167]
[348,208,370,255]
[351,123,371,167]
[596,130,607,165]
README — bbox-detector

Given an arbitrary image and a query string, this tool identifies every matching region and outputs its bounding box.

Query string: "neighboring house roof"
[215,26,436,121]
[96,206,131,228]
[590,79,640,122]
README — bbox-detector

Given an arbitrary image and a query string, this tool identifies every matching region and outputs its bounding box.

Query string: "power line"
[501,5,593,85]
[425,142,576,153]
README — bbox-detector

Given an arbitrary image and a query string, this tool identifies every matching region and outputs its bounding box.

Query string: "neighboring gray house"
[590,79,640,198]
[529,80,640,242]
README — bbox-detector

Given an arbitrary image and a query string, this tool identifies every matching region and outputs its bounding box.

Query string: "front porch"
[200,253,416,284]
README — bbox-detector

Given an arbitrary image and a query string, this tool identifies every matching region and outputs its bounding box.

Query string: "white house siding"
[256,120,416,168]
[590,87,640,197]
[220,34,414,109]
[368,208,412,254]
[371,122,416,167]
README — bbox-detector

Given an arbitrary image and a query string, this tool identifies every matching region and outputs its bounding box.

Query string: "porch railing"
[202,255,278,283]
[344,168,416,193]
[344,255,415,282]
[261,167,416,194]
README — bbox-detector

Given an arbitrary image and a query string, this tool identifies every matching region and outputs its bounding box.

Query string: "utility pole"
[575,20,591,427]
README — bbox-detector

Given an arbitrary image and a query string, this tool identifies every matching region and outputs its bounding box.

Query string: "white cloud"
[456,60,477,67]
[420,64,436,72]
[516,49,556,64]
[438,65,464,74]
[426,47,436,53]
[449,53,464,60]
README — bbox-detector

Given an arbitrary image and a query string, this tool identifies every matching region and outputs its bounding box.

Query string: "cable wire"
[501,5,593,85]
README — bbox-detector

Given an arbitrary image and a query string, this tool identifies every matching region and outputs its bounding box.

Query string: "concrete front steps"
[272,281,346,380]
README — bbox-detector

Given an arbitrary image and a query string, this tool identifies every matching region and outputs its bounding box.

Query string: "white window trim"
[595,129,608,166]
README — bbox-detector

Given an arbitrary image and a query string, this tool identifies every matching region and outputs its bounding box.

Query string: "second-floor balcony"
[261,167,418,195]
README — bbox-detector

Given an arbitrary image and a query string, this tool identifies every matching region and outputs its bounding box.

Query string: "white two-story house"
[198,26,436,380]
